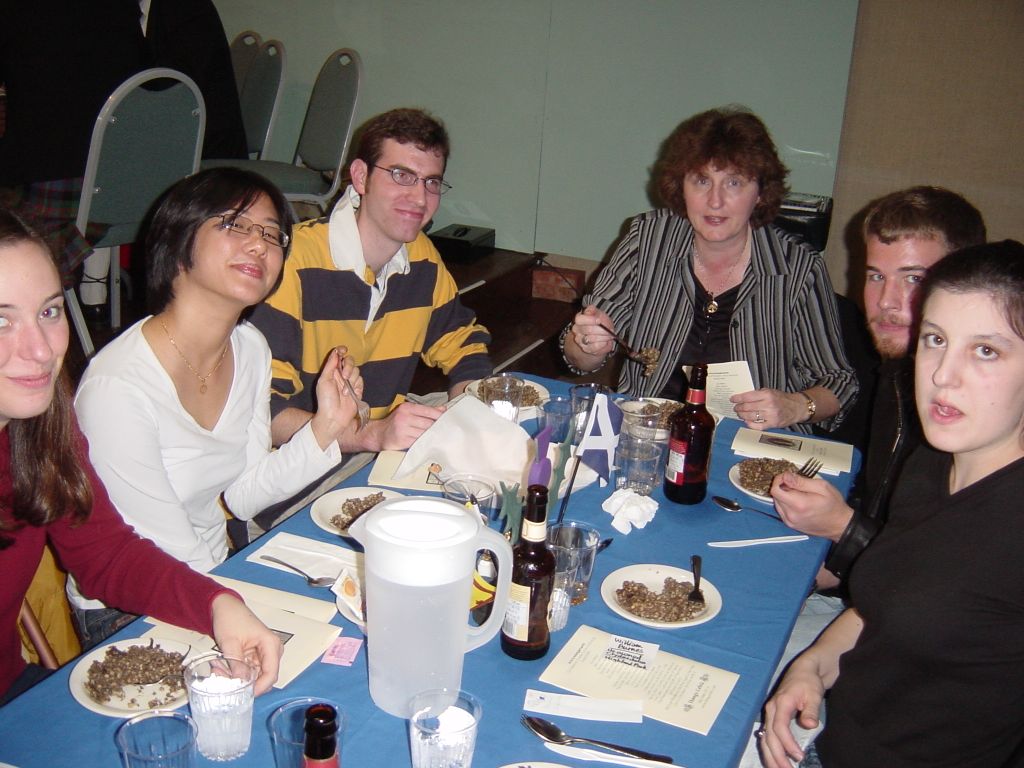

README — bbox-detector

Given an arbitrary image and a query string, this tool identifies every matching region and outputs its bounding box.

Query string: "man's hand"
[348,401,444,452]
[209,594,282,695]
[771,472,854,542]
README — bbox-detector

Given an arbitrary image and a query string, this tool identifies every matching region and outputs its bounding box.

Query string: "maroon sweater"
[0,426,234,698]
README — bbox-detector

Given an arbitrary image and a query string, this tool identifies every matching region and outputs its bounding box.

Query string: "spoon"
[711,495,783,522]
[259,555,337,587]
[521,716,673,763]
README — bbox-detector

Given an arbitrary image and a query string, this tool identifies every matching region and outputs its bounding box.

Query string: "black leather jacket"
[825,357,919,580]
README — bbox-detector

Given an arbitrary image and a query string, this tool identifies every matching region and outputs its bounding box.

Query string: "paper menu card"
[704,361,755,419]
[539,625,739,735]
[731,426,854,475]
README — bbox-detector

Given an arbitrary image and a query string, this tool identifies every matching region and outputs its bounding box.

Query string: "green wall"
[214,0,858,261]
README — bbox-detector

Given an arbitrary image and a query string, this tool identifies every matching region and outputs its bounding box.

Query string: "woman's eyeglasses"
[213,214,290,248]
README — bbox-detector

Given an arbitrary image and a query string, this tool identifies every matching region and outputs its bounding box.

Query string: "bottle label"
[303,757,339,768]
[521,518,547,542]
[502,582,532,641]
[665,439,688,483]
[686,389,706,405]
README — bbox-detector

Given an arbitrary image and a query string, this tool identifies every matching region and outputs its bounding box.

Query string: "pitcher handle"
[465,526,513,651]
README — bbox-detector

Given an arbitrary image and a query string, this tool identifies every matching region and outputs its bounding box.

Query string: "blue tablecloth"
[0,375,857,768]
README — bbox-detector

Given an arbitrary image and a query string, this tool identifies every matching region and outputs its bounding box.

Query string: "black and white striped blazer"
[585,210,857,433]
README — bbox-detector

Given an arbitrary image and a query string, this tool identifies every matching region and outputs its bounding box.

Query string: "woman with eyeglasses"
[68,168,362,648]
[0,207,282,705]
[760,241,1024,768]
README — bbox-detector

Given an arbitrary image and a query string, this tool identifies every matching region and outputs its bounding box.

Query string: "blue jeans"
[71,604,137,651]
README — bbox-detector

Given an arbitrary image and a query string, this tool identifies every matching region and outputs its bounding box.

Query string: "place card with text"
[539,625,739,735]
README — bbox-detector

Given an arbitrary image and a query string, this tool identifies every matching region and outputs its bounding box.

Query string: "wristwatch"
[801,392,817,421]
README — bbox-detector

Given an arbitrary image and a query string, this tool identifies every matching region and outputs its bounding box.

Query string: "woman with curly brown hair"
[562,107,856,433]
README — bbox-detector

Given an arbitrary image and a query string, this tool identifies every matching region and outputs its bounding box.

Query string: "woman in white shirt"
[70,168,361,646]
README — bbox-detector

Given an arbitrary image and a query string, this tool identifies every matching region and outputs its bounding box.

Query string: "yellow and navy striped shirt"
[251,218,492,418]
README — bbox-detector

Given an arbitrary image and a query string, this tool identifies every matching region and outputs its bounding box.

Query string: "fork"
[343,377,370,432]
[797,458,823,479]
[596,322,648,363]
[687,554,705,606]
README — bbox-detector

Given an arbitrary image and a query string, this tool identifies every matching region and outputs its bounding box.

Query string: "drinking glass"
[538,395,574,443]
[115,710,197,768]
[183,654,257,761]
[441,474,498,521]
[569,383,611,443]
[547,520,601,604]
[408,688,481,768]
[478,373,525,422]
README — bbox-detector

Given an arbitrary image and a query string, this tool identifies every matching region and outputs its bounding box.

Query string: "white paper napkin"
[396,396,532,487]
[247,531,362,580]
[602,489,659,534]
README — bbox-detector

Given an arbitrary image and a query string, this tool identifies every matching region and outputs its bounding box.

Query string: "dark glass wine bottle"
[500,484,555,660]
[664,363,716,504]
[303,703,339,768]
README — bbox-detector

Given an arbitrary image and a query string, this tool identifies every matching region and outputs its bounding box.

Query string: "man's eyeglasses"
[373,165,452,196]
[213,214,290,248]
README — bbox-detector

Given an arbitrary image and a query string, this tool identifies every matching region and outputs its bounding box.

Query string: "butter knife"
[707,534,808,548]
[545,743,681,767]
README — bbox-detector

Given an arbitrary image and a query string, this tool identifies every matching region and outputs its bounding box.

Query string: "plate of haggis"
[601,564,722,629]
[69,637,193,717]
[465,378,549,421]
[311,487,403,536]
[729,458,798,504]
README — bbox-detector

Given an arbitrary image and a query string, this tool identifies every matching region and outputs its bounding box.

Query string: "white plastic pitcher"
[348,496,512,716]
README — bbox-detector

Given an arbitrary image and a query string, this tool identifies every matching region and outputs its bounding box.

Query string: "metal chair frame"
[65,68,205,357]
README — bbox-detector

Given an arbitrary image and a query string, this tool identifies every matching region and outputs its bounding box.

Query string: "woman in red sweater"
[0,208,282,704]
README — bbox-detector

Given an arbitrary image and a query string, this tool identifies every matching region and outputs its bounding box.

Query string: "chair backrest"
[229,29,262,96]
[240,39,286,157]
[76,68,205,248]
[295,48,362,175]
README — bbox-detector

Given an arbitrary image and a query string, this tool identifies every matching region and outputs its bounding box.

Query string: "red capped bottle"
[664,364,716,504]
[303,703,339,767]
[500,484,555,660]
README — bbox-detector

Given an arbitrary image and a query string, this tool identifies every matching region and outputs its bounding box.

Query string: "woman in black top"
[761,240,1024,768]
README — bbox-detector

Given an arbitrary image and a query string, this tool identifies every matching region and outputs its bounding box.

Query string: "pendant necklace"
[159,319,229,394]
[694,240,747,315]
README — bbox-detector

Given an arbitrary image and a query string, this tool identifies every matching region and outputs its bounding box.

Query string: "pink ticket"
[322,636,363,666]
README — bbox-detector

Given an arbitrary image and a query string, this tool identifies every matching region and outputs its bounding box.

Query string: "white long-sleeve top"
[68,318,341,608]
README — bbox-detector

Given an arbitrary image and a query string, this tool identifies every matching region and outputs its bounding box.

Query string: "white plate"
[311,487,403,536]
[601,564,722,629]
[466,378,550,421]
[728,463,775,505]
[69,638,193,717]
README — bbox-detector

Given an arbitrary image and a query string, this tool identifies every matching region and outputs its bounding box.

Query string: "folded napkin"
[602,489,658,534]
[247,531,362,580]
[396,395,532,487]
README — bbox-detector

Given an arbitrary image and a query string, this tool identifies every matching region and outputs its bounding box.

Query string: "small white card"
[523,689,644,722]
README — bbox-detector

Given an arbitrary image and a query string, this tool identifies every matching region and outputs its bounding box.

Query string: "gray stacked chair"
[203,48,362,214]
[238,39,286,159]
[65,68,205,357]
[229,29,262,96]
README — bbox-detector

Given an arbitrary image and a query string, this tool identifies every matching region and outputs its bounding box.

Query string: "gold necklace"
[693,241,747,315]
[159,319,229,395]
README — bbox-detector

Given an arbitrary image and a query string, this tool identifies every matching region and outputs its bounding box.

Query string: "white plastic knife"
[545,742,680,767]
[707,534,808,548]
